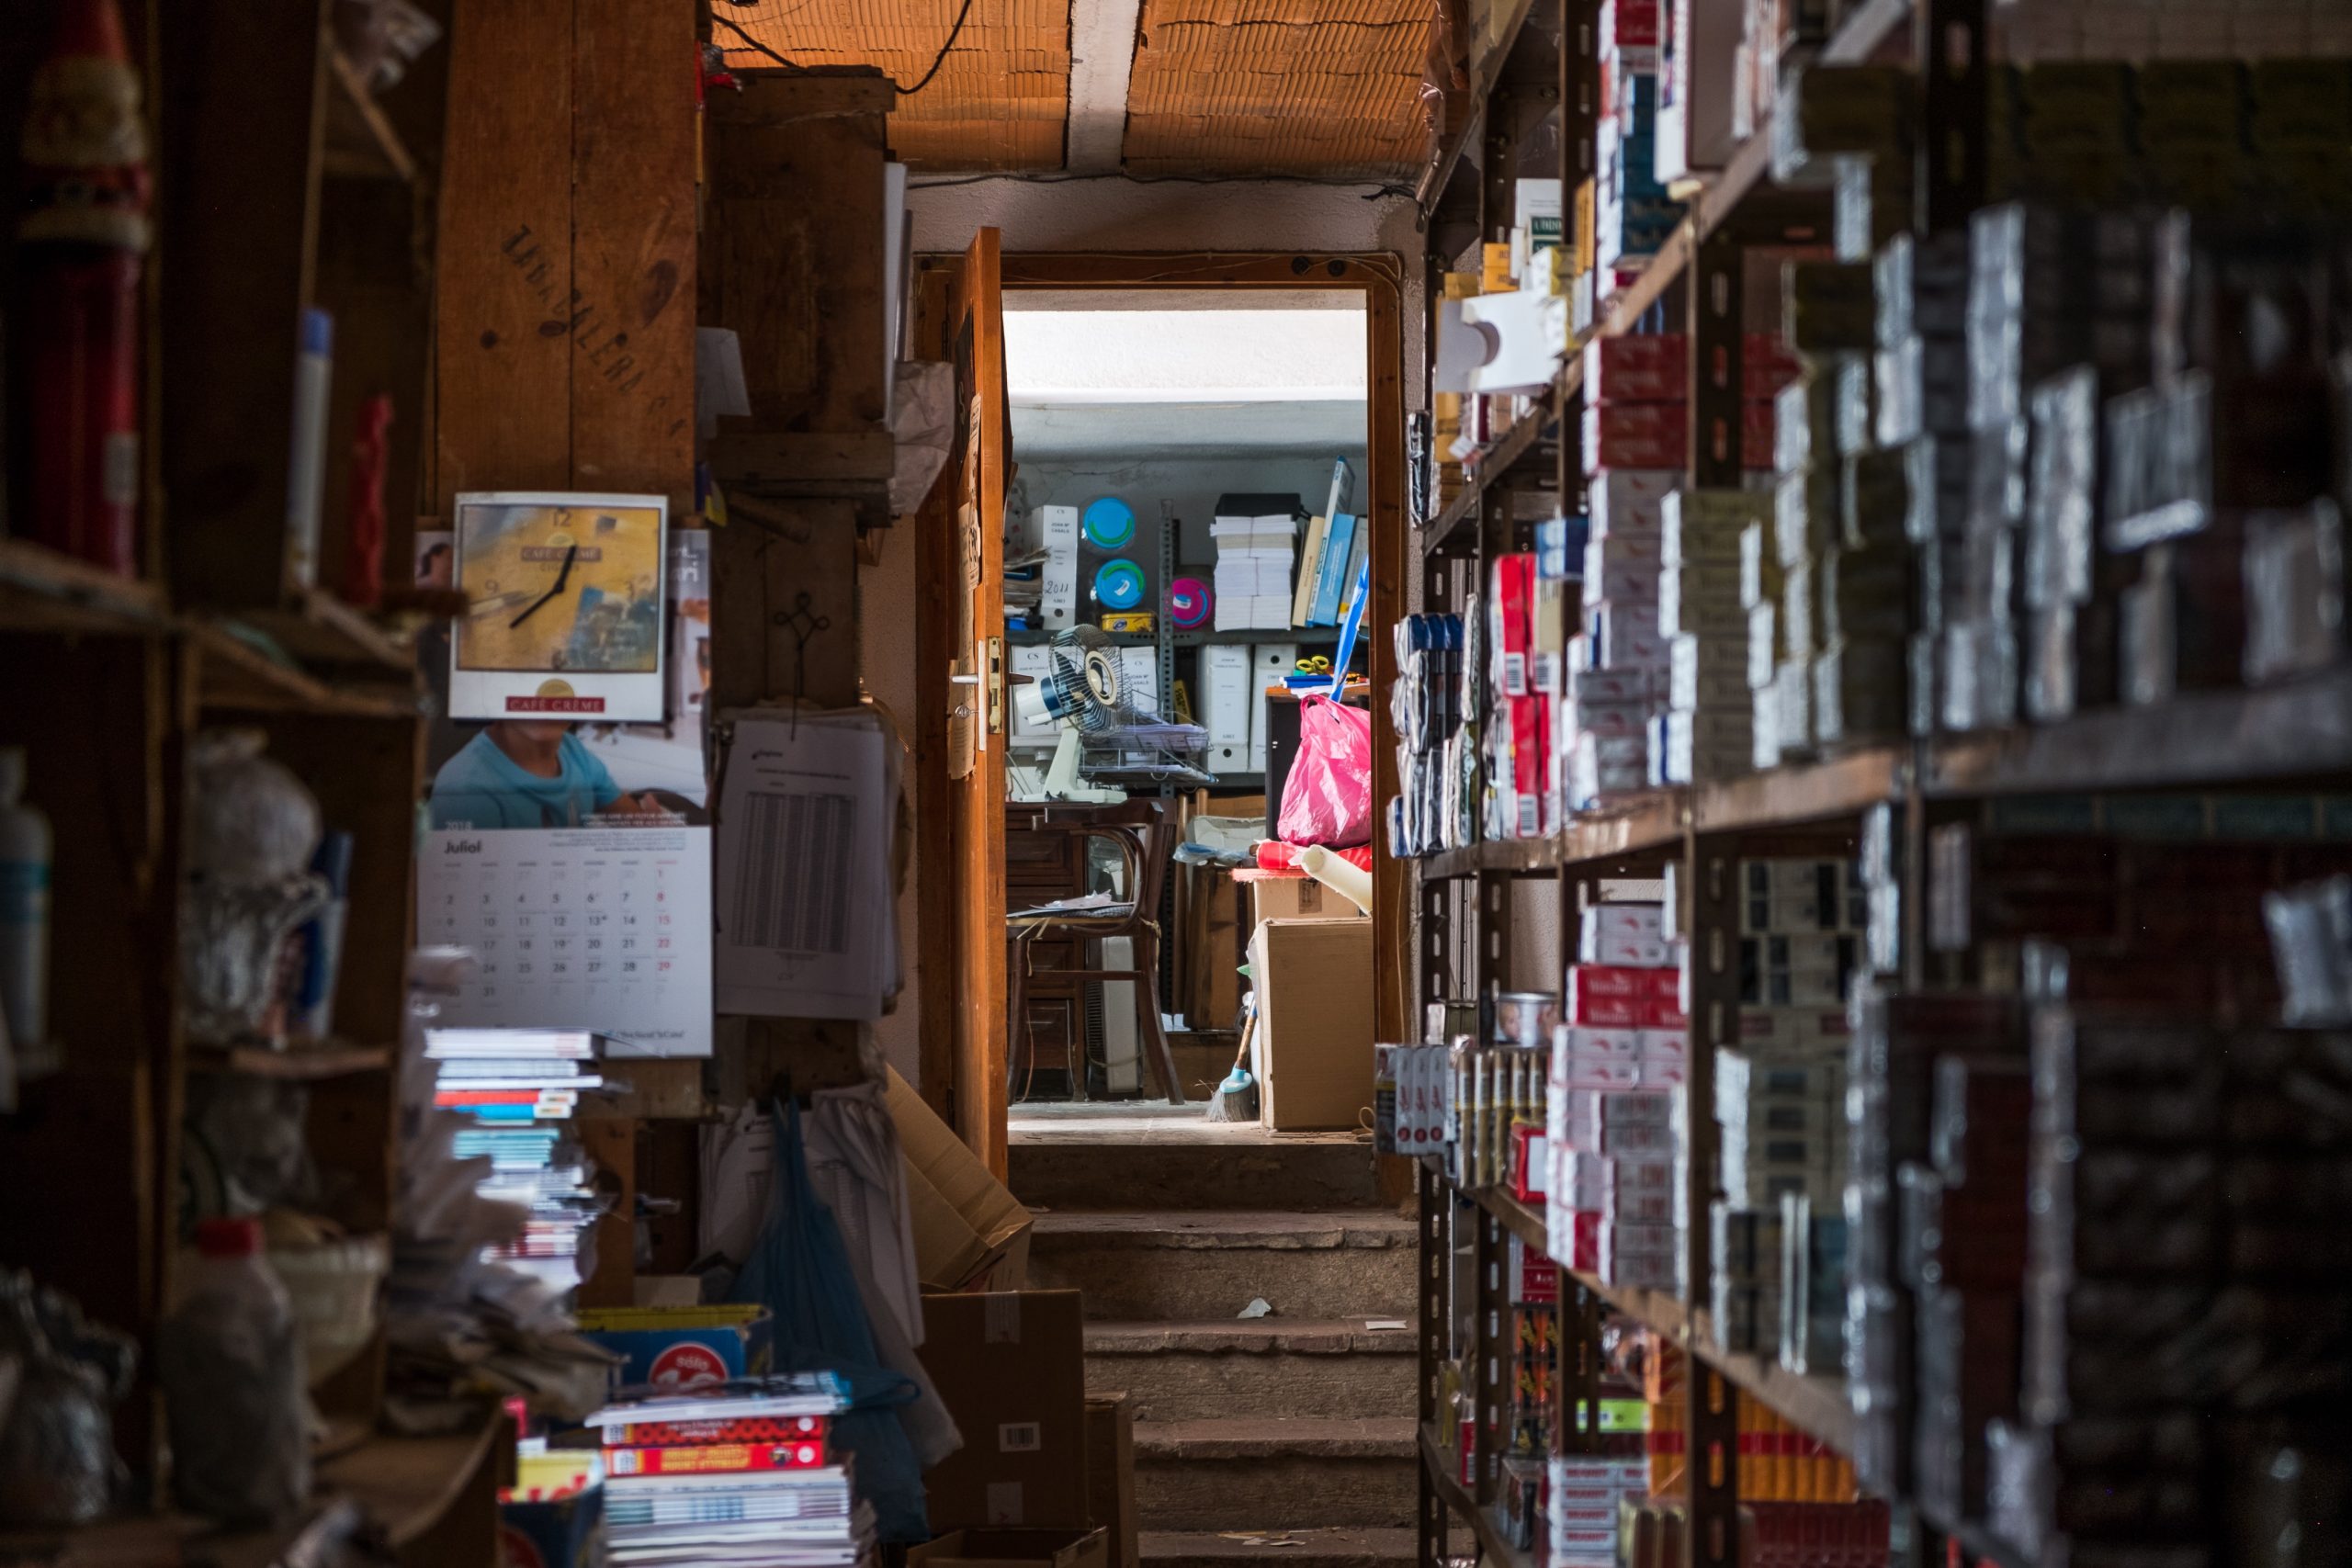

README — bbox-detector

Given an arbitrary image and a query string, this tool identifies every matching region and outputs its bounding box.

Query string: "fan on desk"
[1016,626,1130,804]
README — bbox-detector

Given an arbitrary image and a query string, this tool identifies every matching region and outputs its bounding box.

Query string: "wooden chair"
[1005,798,1184,1103]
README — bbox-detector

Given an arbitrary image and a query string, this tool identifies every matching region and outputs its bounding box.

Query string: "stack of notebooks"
[590,1373,869,1568]
[426,1026,608,1295]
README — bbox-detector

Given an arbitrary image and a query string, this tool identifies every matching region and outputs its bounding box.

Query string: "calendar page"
[418,826,714,1057]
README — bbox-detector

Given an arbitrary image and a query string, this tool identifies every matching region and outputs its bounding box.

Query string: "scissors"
[1295,655,1333,676]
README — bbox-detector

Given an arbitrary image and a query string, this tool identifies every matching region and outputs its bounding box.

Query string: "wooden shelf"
[189,1042,394,1079]
[1413,0,1547,215]
[1925,665,2352,797]
[192,624,420,718]
[1419,1422,1536,1568]
[235,587,417,674]
[319,1410,507,1548]
[323,50,419,184]
[1419,0,1915,548]
[1422,391,1559,553]
[1458,1184,1860,1458]
[0,539,173,638]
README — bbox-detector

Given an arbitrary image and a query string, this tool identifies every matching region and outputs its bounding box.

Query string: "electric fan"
[1015,626,1129,803]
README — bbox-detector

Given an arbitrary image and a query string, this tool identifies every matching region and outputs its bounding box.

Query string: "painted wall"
[906,176,1427,411]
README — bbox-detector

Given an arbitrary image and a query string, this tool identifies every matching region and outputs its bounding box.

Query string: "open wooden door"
[927,228,1011,1177]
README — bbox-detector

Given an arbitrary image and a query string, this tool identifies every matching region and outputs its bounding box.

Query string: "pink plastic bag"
[1277,695,1374,847]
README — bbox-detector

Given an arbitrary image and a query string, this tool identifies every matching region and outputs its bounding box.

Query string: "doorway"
[913,244,1409,1177]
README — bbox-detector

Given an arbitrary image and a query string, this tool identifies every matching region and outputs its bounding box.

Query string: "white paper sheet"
[712,709,897,1021]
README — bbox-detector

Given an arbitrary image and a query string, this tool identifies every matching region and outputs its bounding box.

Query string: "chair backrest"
[1026,798,1178,926]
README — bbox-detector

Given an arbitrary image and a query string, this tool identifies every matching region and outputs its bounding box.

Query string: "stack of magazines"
[588,1373,870,1568]
[426,1027,609,1294]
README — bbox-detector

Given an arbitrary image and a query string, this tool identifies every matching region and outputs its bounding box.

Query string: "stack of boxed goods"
[1871,822,2352,1562]
[427,1026,607,1294]
[1543,1351,1649,1568]
[1488,550,1556,839]
[2107,214,2343,708]
[1871,231,1972,736]
[1496,1237,1560,1549]
[588,1372,864,1568]
[1373,1029,1552,1197]
[1570,471,1678,809]
[1634,1339,1879,1543]
[1387,610,1466,857]
[1708,860,1861,1364]
[1657,486,1771,784]
[1580,0,1682,333]
[1546,902,1687,1286]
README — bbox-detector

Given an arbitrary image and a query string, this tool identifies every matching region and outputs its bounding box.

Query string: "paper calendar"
[418,826,715,1057]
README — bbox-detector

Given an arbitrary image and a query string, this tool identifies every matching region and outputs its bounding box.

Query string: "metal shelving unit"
[1393,0,2350,1563]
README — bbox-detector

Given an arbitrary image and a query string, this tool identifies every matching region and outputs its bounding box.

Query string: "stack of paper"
[592,1375,871,1568]
[1211,514,1300,631]
[425,1027,611,1296]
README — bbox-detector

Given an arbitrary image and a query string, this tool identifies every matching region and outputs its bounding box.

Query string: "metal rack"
[1393,0,2343,1563]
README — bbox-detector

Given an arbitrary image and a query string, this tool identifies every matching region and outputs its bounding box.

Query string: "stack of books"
[590,1374,870,1568]
[425,1027,609,1295]
[1291,458,1368,629]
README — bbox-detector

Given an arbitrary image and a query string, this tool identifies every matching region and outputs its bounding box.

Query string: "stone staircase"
[1012,1115,1419,1568]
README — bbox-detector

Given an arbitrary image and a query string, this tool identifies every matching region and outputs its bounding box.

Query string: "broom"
[1204,1001,1259,1122]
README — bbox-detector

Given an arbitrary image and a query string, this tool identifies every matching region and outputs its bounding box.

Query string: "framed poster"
[451,491,669,721]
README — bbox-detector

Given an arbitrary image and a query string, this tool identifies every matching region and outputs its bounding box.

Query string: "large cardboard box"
[910,1529,1110,1568]
[1082,1393,1138,1568]
[1248,918,1376,1131]
[1248,873,1365,926]
[887,1067,1032,1292]
[920,1292,1088,1529]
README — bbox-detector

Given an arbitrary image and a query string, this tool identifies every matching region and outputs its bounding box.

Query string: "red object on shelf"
[342,393,394,608]
[1253,840,1374,874]
[17,0,152,577]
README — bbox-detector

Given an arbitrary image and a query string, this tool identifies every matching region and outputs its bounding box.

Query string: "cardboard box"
[1248,874,1364,925]
[1248,918,1376,1131]
[575,1304,771,1390]
[888,1067,1033,1292]
[920,1292,1089,1529]
[1083,1393,1138,1568]
[911,1529,1111,1568]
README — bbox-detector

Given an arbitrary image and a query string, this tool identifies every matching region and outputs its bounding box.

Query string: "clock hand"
[507,543,582,628]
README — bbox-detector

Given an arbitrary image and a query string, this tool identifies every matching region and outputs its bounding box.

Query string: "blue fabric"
[428,730,621,829]
[727,1104,927,1542]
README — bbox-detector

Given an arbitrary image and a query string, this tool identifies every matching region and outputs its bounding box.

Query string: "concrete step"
[1085,1319,1417,1423]
[1139,1528,1418,1568]
[1012,1135,1383,1212]
[1132,1418,1418,1532]
[1027,1212,1419,1322]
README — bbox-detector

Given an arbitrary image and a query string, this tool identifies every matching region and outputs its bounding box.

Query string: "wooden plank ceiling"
[716,0,1430,178]
[717,1,1072,171]
[1124,0,1432,178]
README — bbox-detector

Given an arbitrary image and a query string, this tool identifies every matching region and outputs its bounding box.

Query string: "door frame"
[911,249,1413,1154]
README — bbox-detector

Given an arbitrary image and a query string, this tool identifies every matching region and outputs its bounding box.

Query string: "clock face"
[455,499,664,675]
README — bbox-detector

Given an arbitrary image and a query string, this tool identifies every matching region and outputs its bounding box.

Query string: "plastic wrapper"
[1812,638,1906,744]
[1784,260,1876,355]
[1967,416,2029,536]
[2264,874,2352,1027]
[0,1272,135,1526]
[2023,366,2099,609]
[1772,658,1814,760]
[1781,559,1818,664]
[1276,695,1373,849]
[1770,64,1913,189]
[1874,231,1969,350]
[1774,465,1838,570]
[1833,152,1913,264]
[2103,373,2213,550]
[2023,598,2120,723]
[1773,369,1838,477]
[2241,500,2346,687]
[1903,434,1970,545]
[1739,520,1782,611]
[1820,544,1910,648]
[2120,536,2246,706]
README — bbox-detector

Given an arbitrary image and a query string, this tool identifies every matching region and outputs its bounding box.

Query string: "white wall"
[907,176,1428,411]
[1013,451,1368,570]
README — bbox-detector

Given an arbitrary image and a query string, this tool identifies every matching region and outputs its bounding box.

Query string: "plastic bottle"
[0,747,51,1051]
[158,1217,311,1524]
